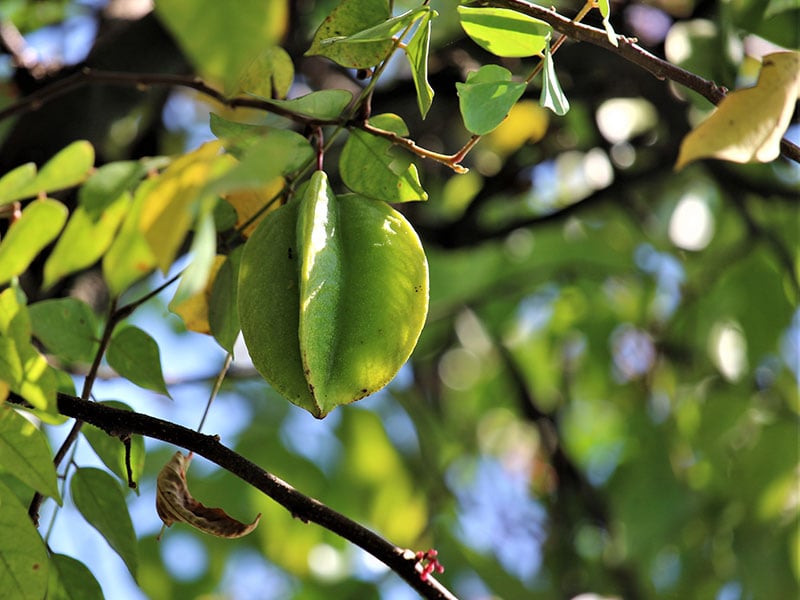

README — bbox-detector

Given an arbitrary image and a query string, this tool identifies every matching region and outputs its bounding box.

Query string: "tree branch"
[9,392,459,600]
[0,67,339,126]
[479,0,800,165]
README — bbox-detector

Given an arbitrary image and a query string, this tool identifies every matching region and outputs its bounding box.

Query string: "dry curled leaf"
[156,452,261,539]
[675,51,800,170]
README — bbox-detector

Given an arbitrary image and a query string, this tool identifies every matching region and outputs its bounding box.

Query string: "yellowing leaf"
[138,141,229,273]
[224,177,285,237]
[156,452,261,539]
[171,255,226,334]
[675,52,800,170]
[486,100,549,155]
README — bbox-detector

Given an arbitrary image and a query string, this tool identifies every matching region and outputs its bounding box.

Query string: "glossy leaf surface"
[458,6,551,57]
[0,198,68,285]
[306,0,392,68]
[456,65,527,134]
[340,113,428,202]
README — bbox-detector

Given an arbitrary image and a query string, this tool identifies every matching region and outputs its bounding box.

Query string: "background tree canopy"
[0,1,797,599]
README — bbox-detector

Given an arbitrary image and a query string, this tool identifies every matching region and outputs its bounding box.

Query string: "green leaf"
[0,480,49,600]
[78,160,145,219]
[209,113,274,158]
[209,246,242,353]
[0,163,36,206]
[540,43,570,116]
[47,554,103,600]
[238,172,429,417]
[16,141,95,200]
[106,326,170,397]
[457,5,551,58]
[306,0,393,68]
[321,7,425,44]
[82,402,144,489]
[340,113,428,202]
[205,130,314,196]
[28,298,99,364]
[0,198,68,285]
[456,65,527,134]
[169,204,217,307]
[43,194,129,289]
[155,0,289,94]
[139,141,230,273]
[236,46,294,99]
[251,89,354,121]
[0,286,57,414]
[102,179,157,296]
[596,0,619,47]
[0,406,60,502]
[70,467,138,579]
[406,11,435,119]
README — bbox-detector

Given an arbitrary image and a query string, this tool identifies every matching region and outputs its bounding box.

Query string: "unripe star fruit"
[238,170,428,418]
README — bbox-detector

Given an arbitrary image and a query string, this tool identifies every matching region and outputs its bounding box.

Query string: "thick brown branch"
[479,0,800,165]
[11,392,458,600]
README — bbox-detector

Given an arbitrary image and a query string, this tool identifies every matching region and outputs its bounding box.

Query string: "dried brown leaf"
[156,452,261,539]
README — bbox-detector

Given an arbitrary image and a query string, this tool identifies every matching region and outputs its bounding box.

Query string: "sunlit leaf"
[205,132,312,197]
[251,90,353,121]
[321,7,424,44]
[43,194,129,289]
[81,402,144,489]
[676,52,800,170]
[156,452,261,538]
[28,298,99,364]
[406,11,435,119]
[77,161,145,219]
[102,179,158,297]
[456,65,527,134]
[170,255,226,334]
[14,141,95,200]
[47,554,103,600]
[486,99,549,155]
[106,326,170,397]
[209,113,274,158]
[0,198,68,285]
[0,405,60,502]
[457,5,551,58]
[0,163,36,206]
[169,206,218,307]
[540,43,570,116]
[70,468,138,579]
[236,46,294,99]
[0,287,57,414]
[0,480,49,600]
[155,0,289,93]
[306,0,393,68]
[138,141,229,273]
[224,177,285,237]
[340,113,428,202]
[596,0,619,47]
